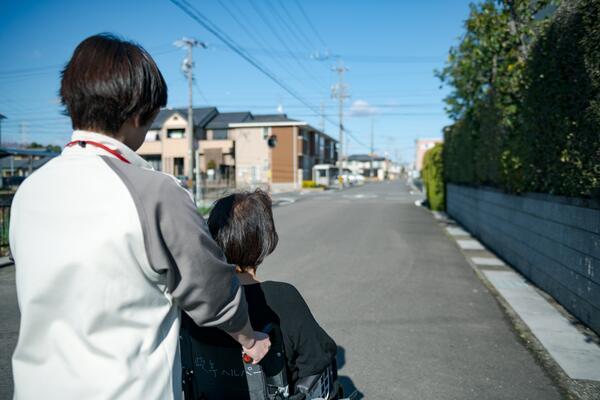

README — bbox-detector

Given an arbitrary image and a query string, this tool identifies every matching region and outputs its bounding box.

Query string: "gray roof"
[151,107,218,130]
[0,156,54,169]
[251,114,298,123]
[347,154,385,162]
[206,112,252,129]
[0,147,59,159]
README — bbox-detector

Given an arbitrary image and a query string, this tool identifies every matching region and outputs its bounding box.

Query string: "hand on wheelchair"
[242,331,271,364]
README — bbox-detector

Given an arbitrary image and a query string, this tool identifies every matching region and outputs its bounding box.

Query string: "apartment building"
[137,107,338,191]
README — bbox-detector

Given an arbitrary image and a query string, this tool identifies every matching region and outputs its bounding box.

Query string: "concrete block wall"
[446,184,600,334]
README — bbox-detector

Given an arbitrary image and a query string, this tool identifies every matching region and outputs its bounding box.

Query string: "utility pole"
[319,101,325,133]
[370,118,374,178]
[175,37,207,204]
[331,60,349,177]
[20,122,27,147]
[0,113,6,147]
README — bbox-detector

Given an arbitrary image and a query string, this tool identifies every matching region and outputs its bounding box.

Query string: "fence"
[446,184,600,335]
[0,194,14,256]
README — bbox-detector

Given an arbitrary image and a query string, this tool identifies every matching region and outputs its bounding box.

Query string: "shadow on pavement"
[336,346,364,399]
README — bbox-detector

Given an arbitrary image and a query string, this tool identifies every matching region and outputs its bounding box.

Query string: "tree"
[437,0,556,190]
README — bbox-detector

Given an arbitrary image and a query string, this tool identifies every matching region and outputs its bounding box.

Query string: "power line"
[293,0,328,49]
[245,0,327,95]
[168,0,338,128]
[270,0,316,53]
[215,0,312,89]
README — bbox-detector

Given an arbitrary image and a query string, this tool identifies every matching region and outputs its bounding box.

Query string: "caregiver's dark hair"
[60,33,167,135]
[208,190,278,270]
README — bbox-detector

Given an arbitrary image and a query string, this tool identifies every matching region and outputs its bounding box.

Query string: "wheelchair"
[180,322,346,400]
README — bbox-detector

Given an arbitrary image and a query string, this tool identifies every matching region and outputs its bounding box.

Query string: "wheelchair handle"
[241,323,273,364]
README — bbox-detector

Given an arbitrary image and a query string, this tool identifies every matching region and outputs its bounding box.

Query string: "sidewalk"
[433,210,600,400]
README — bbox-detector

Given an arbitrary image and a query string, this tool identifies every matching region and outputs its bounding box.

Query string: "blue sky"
[0,0,472,164]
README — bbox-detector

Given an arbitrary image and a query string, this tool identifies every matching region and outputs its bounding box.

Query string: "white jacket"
[10,131,248,399]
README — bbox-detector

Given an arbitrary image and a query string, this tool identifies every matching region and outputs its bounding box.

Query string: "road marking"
[483,270,600,381]
[446,226,469,237]
[471,257,505,266]
[342,194,378,199]
[456,239,485,250]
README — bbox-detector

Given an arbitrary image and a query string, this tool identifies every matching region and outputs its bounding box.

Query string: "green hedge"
[443,0,600,198]
[422,143,445,211]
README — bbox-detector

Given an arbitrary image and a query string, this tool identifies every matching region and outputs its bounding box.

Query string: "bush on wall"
[422,143,445,211]
[439,0,600,199]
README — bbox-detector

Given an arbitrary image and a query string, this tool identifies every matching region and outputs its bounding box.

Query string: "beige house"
[230,115,337,191]
[137,108,338,192]
[139,107,218,177]
[415,138,443,172]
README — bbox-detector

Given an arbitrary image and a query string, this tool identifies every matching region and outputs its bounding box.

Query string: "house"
[0,147,59,189]
[137,107,338,193]
[343,154,388,180]
[415,138,443,172]
[202,111,252,184]
[229,114,337,191]
[139,107,218,175]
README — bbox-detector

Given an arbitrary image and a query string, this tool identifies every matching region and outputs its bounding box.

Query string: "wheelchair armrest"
[294,374,321,394]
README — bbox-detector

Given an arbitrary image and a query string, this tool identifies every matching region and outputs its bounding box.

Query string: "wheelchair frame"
[180,323,342,400]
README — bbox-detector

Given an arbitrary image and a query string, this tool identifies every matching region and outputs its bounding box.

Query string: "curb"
[429,209,600,400]
[0,256,13,269]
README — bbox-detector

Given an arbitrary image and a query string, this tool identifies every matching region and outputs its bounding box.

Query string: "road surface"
[0,180,562,399]
[263,181,561,399]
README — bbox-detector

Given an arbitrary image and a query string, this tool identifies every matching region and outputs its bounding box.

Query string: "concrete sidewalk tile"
[483,270,600,381]
[471,257,505,266]
[446,226,469,237]
[432,211,447,220]
[457,239,485,251]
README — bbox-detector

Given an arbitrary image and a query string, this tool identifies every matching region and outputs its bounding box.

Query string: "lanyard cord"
[65,140,130,164]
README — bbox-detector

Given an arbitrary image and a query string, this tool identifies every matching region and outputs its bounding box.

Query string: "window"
[145,130,160,141]
[212,129,228,140]
[167,128,185,139]
[144,155,162,171]
[174,157,184,176]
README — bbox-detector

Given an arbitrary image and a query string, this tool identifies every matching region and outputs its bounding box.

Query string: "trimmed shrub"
[302,180,323,189]
[518,0,600,197]
[444,0,600,199]
[422,143,445,211]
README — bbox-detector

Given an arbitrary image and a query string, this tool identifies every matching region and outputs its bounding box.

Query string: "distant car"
[175,175,189,188]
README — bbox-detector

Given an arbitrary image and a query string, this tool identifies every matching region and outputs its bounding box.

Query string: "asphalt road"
[0,180,562,399]
[262,180,562,399]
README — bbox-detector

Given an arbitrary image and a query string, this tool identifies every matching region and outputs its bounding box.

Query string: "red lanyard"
[66,140,130,164]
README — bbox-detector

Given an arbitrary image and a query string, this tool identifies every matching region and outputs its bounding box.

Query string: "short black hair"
[60,33,167,134]
[208,190,278,269]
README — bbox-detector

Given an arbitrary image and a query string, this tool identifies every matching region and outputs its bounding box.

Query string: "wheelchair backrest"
[180,322,289,400]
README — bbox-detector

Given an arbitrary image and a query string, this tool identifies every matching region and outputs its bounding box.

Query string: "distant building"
[229,114,337,191]
[415,138,443,172]
[137,107,337,192]
[343,154,386,178]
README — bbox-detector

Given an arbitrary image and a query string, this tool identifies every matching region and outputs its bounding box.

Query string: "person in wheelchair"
[181,189,337,397]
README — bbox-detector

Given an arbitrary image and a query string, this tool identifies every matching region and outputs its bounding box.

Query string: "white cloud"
[349,100,378,117]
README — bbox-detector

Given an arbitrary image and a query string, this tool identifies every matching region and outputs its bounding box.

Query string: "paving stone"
[457,239,485,250]
[471,257,505,266]
[483,270,600,381]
